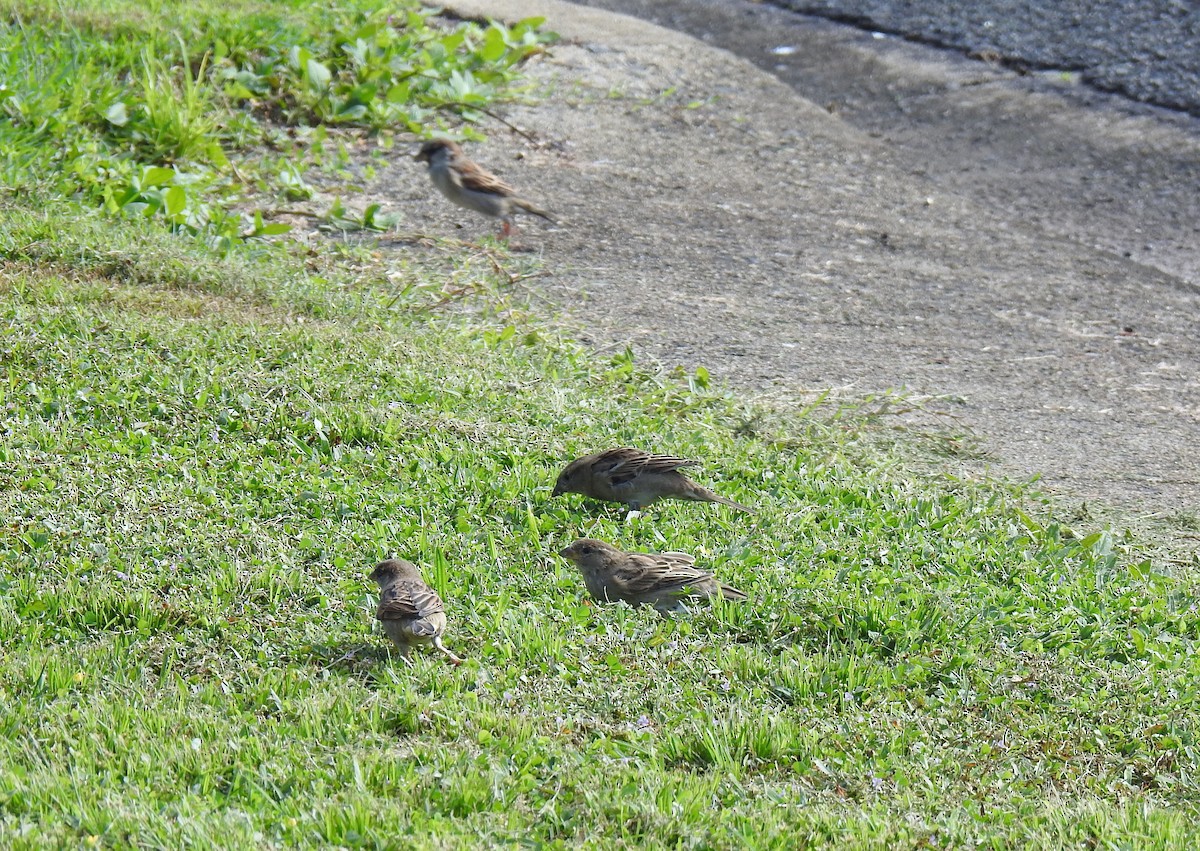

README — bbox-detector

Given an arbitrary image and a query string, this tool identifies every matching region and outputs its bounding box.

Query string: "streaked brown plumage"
[415,138,554,237]
[557,538,747,615]
[369,558,462,665]
[551,447,752,512]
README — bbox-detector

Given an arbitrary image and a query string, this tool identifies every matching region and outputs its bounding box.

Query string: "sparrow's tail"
[719,583,749,602]
[514,198,556,224]
[688,484,753,513]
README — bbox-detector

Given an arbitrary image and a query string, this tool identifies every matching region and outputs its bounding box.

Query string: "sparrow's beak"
[557,546,574,559]
[550,484,563,497]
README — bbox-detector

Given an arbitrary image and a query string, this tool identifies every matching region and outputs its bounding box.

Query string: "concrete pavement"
[395,0,1200,523]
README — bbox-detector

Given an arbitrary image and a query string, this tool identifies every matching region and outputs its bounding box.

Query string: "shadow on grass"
[302,641,391,675]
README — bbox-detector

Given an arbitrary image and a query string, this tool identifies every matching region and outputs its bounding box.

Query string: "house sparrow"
[414,138,554,237]
[369,558,462,665]
[557,538,748,615]
[551,447,752,512]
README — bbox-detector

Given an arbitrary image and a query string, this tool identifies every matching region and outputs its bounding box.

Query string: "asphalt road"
[770,0,1200,116]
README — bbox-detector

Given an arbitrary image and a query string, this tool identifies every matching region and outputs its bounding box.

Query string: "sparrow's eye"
[581,544,596,554]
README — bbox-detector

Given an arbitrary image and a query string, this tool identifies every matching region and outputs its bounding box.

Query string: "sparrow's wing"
[377,580,444,625]
[609,553,712,596]
[454,157,519,197]
[591,448,697,486]
[638,452,700,475]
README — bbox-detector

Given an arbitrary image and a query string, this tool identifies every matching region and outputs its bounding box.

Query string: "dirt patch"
[370,0,1200,522]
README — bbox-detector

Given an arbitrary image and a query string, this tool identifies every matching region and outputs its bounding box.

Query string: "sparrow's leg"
[434,638,464,666]
[500,218,515,238]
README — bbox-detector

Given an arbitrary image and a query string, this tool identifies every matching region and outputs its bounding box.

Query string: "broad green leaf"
[342,39,368,68]
[104,102,128,126]
[205,143,228,168]
[481,25,507,62]
[164,186,186,217]
[141,167,175,188]
[288,45,310,70]
[335,102,367,120]
[306,58,332,91]
[440,30,465,52]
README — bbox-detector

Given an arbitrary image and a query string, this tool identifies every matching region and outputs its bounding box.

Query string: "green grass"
[2,1,1200,847]
[1,200,1198,848]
